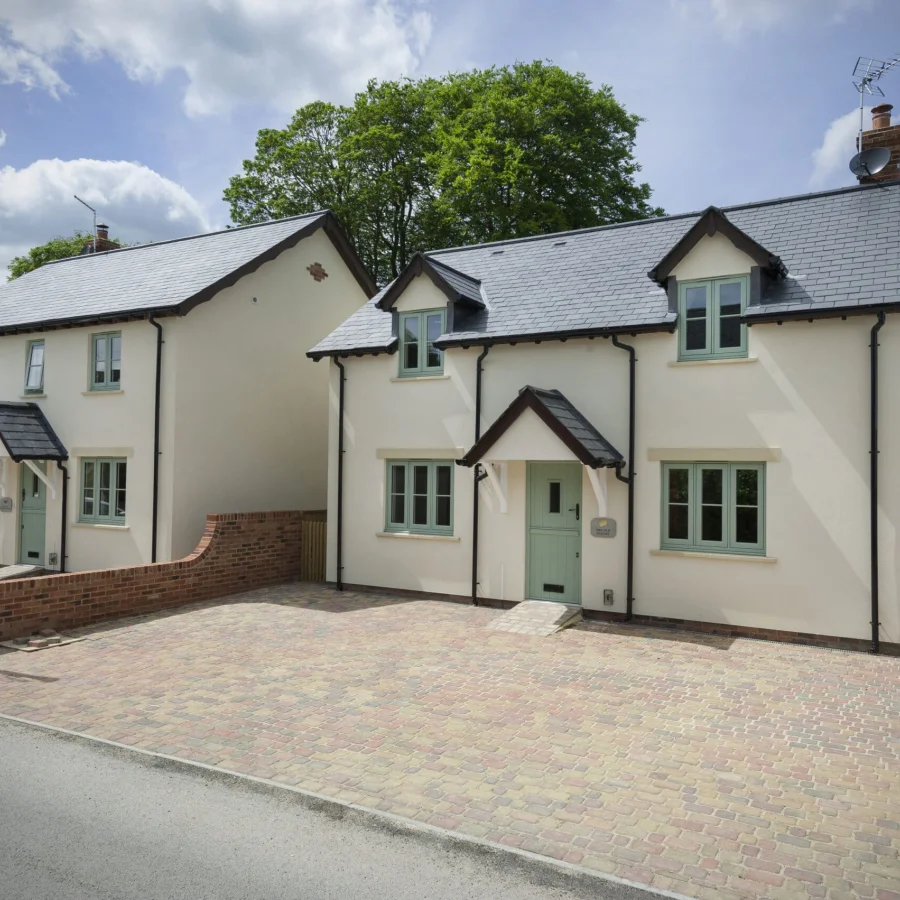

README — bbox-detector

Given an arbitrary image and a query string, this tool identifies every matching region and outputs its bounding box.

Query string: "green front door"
[19,462,47,565]
[526,462,582,604]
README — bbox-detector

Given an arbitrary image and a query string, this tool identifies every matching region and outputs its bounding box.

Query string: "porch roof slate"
[308,181,900,358]
[0,402,68,462]
[459,386,624,469]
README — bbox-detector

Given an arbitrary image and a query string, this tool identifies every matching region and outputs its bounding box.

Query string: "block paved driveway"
[0,584,898,900]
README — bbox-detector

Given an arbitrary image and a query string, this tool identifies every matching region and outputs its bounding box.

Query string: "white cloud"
[0,1,432,116]
[0,37,68,96]
[707,0,873,37]
[0,158,212,273]
[0,130,6,148]
[810,107,870,189]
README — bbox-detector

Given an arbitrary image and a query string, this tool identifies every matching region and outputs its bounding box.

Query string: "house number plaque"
[590,517,616,538]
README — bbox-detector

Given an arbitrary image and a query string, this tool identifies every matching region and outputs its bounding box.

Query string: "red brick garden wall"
[0,510,304,641]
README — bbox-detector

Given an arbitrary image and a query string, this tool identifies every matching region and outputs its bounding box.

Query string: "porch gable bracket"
[24,458,57,501]
[586,466,608,517]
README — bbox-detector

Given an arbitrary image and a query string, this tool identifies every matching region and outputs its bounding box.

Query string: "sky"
[0,0,898,273]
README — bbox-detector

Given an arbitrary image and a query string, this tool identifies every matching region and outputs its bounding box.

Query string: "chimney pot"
[97,223,109,241]
[872,103,893,130]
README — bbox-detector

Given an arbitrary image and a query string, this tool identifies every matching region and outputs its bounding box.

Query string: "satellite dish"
[849,146,891,178]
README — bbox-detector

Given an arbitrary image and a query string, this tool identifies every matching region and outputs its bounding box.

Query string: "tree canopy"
[8,230,123,280]
[225,61,663,287]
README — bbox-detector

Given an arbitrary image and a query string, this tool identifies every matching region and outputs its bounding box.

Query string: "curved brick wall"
[0,511,303,641]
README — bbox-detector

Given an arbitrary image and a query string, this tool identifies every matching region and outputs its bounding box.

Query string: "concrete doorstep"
[486,600,583,636]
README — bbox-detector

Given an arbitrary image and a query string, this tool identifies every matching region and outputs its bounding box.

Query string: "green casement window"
[91,331,122,390]
[678,276,748,360]
[399,309,446,377]
[80,458,127,524]
[385,460,454,535]
[661,462,765,555]
[24,340,45,394]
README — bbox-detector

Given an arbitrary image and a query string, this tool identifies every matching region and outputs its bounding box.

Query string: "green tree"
[8,229,123,280]
[430,61,662,247]
[224,62,662,286]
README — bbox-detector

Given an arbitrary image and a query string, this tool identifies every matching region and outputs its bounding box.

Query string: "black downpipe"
[611,336,637,621]
[471,347,490,605]
[149,316,163,563]
[56,461,68,574]
[335,358,346,591]
[870,311,886,654]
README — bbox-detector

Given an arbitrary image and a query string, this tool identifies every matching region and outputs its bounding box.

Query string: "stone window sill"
[81,390,124,396]
[650,549,776,563]
[668,357,758,368]
[376,531,460,542]
[389,375,451,383]
[72,522,130,531]
[20,393,46,399]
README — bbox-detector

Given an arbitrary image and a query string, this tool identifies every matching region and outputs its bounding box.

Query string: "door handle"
[570,503,580,521]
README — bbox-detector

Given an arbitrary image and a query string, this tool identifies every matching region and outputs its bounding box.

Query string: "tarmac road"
[0,717,671,900]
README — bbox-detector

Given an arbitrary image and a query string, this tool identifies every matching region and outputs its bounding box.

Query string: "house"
[0,212,373,572]
[307,108,900,653]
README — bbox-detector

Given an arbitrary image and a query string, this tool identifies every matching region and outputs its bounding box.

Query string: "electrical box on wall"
[603,589,614,606]
[0,497,13,512]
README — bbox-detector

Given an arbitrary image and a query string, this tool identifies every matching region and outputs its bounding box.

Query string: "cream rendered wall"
[0,320,165,571]
[169,229,368,560]
[328,240,900,644]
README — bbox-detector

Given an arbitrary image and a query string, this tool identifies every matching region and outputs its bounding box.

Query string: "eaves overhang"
[434,319,677,351]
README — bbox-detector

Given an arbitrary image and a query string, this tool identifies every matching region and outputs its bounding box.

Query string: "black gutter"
[870,311,886,654]
[335,358,346,591]
[436,321,675,352]
[743,302,897,327]
[56,460,68,573]
[471,347,490,606]
[611,336,637,622]
[149,316,163,563]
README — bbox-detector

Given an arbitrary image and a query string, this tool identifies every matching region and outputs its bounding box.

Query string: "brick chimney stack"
[80,223,120,254]
[858,102,900,183]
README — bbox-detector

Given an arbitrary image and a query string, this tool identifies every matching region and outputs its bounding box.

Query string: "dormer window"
[678,276,748,361]
[399,309,446,377]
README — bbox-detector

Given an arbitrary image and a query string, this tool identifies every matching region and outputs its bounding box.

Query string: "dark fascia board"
[436,320,676,350]
[0,309,178,338]
[647,206,787,287]
[0,402,69,462]
[306,338,398,362]
[177,212,376,316]
[458,387,621,469]
[742,301,898,326]
[375,254,484,311]
[0,212,376,338]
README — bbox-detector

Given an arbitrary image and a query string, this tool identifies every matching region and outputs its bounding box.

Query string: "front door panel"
[20,462,47,565]
[527,462,582,604]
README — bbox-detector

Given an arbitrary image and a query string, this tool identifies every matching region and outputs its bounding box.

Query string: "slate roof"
[0,403,68,461]
[427,258,485,307]
[459,386,624,469]
[0,212,375,333]
[308,181,900,358]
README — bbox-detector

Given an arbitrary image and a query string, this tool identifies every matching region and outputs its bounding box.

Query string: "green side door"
[19,462,47,566]
[526,462,582,604]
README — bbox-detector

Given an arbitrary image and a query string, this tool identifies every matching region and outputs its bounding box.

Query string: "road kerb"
[0,712,696,900]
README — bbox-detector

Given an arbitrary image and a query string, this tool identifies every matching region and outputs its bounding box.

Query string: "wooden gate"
[300,511,327,582]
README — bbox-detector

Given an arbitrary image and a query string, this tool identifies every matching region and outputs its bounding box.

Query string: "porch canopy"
[458,386,623,469]
[0,402,68,462]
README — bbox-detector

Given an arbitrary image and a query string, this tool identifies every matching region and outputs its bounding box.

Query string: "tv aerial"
[850,56,900,177]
